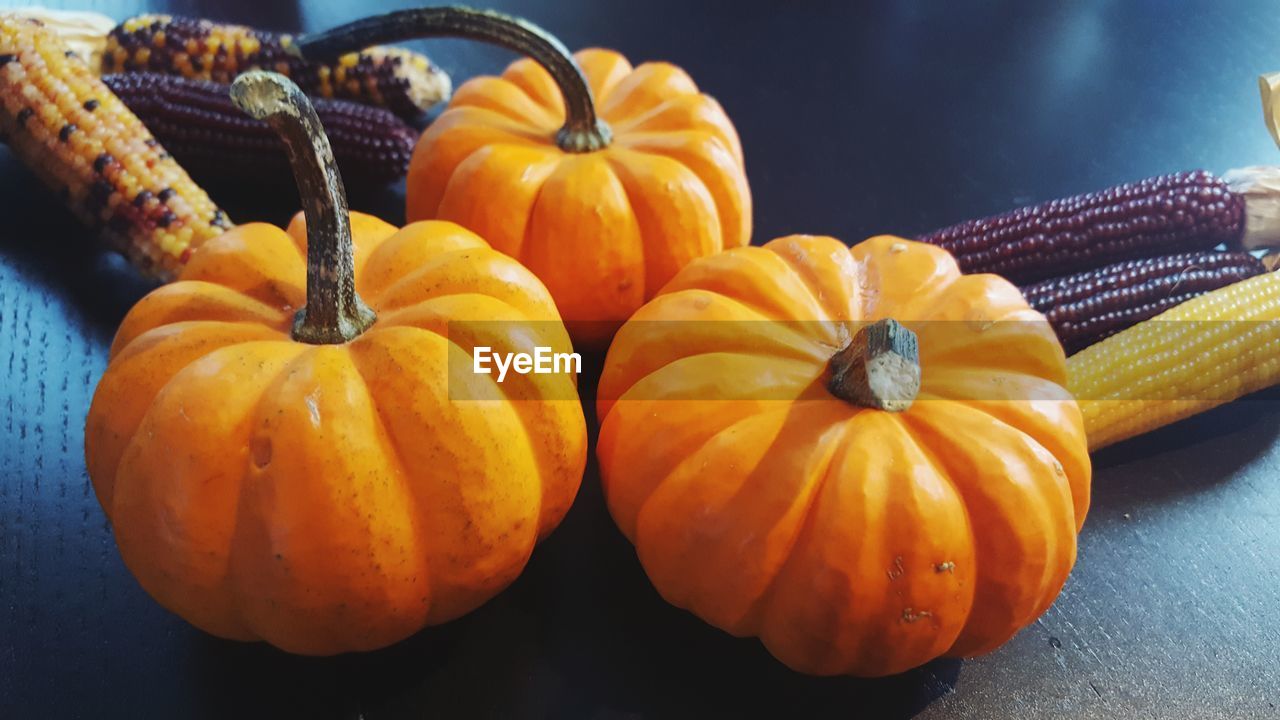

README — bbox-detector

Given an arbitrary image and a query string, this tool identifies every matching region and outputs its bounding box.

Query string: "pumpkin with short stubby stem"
[597,234,1091,677]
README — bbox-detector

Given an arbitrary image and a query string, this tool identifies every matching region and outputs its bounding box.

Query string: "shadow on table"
[184,504,961,720]
[1091,385,1280,503]
[0,157,158,342]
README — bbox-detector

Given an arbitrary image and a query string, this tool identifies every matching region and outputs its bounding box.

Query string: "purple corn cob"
[103,72,418,188]
[1020,250,1266,353]
[918,171,1246,283]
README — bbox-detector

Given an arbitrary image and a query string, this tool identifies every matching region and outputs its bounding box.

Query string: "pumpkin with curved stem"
[296,7,751,347]
[597,235,1091,677]
[84,71,586,655]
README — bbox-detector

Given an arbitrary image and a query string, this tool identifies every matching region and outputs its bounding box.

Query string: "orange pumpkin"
[84,72,586,655]
[597,234,1091,677]
[297,7,751,347]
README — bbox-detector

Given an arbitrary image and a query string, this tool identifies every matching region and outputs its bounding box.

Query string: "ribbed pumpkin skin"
[406,48,751,346]
[85,213,587,655]
[597,235,1091,677]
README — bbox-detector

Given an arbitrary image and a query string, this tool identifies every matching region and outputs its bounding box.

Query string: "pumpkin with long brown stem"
[84,71,587,655]
[295,7,751,347]
[596,235,1091,677]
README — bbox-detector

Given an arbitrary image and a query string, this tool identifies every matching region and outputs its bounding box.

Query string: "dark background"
[3,1,1280,718]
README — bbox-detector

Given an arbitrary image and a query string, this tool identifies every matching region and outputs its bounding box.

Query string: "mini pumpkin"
[84,72,586,655]
[297,7,752,346]
[597,235,1091,677]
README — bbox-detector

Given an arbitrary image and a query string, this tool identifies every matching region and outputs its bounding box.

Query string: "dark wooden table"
[3,1,1279,718]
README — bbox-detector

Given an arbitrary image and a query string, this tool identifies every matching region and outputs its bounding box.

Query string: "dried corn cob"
[102,14,450,120]
[103,73,417,189]
[1068,270,1280,450]
[917,170,1280,283]
[1022,251,1266,354]
[0,15,231,279]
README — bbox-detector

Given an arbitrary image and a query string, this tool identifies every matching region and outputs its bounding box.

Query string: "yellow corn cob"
[0,14,231,279]
[1068,270,1280,450]
[102,14,450,119]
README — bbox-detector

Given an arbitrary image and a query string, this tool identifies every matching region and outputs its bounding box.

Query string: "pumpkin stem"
[295,6,613,153]
[230,71,377,345]
[828,319,921,412]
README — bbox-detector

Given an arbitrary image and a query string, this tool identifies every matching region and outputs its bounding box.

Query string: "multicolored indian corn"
[918,171,1247,283]
[1068,269,1280,450]
[103,72,418,188]
[0,15,231,279]
[1021,251,1266,353]
[102,14,451,119]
